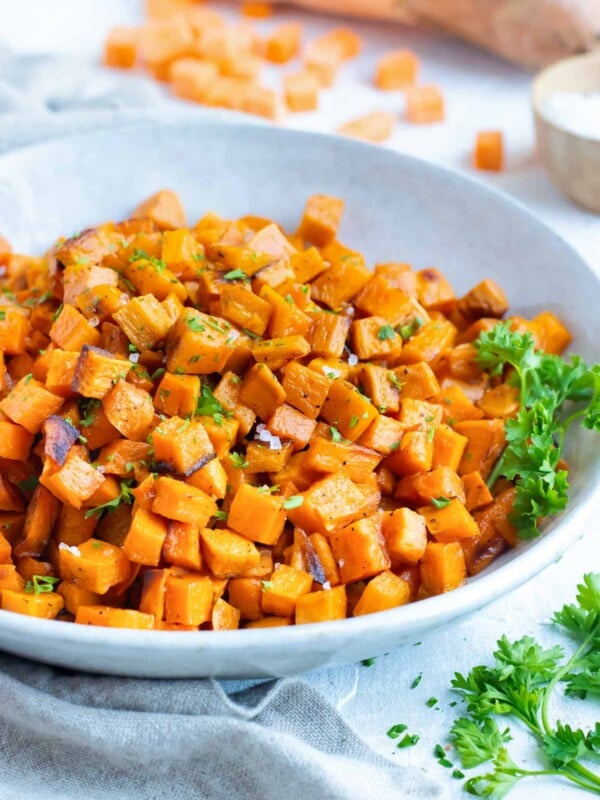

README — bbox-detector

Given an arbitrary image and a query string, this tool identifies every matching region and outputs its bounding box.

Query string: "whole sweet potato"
[266,0,600,66]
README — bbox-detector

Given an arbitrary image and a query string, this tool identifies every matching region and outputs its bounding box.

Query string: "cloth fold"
[0,653,445,800]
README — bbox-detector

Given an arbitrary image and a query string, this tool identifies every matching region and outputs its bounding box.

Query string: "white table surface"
[1,2,599,797]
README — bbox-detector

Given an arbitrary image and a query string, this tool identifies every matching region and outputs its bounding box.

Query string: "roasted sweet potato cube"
[200,527,260,578]
[12,485,59,558]
[139,568,169,619]
[251,335,311,371]
[295,585,346,624]
[153,372,200,417]
[412,467,465,505]
[228,483,286,546]
[260,285,312,339]
[308,312,351,359]
[166,309,235,375]
[164,573,212,626]
[40,451,105,510]
[211,597,241,630]
[462,470,493,512]
[58,538,130,594]
[62,262,119,306]
[288,472,380,536]
[382,508,427,565]
[358,415,404,455]
[123,253,186,302]
[385,430,433,476]
[455,419,505,479]
[353,571,410,616]
[131,189,186,230]
[405,85,445,124]
[219,283,272,336]
[239,363,286,421]
[534,311,571,355]
[262,564,313,617]
[49,304,101,351]
[432,384,484,423]
[358,364,400,414]
[152,476,217,527]
[376,49,418,89]
[457,279,509,320]
[297,194,344,247]
[76,606,154,629]
[0,375,63,433]
[152,416,214,476]
[227,577,264,621]
[0,307,29,355]
[1,588,63,619]
[104,25,138,69]
[330,513,390,583]
[0,421,33,461]
[350,316,403,361]
[321,379,379,442]
[72,345,131,399]
[123,507,168,566]
[419,498,480,542]
[42,415,79,467]
[45,350,79,398]
[281,361,330,420]
[303,436,382,482]
[399,319,456,365]
[113,294,172,352]
[392,362,440,401]
[102,380,154,441]
[477,384,520,420]
[310,240,370,308]
[162,521,202,571]
[266,404,316,451]
[420,541,466,594]
[290,247,329,284]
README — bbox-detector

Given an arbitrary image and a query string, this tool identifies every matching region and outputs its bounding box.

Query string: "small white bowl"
[532,49,600,213]
[0,120,598,677]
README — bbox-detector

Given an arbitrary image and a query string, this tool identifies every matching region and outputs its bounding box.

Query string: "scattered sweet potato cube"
[405,85,445,124]
[419,498,480,542]
[266,23,302,64]
[228,483,286,545]
[284,72,319,112]
[151,476,217,526]
[1,588,63,619]
[113,294,172,351]
[164,573,213,625]
[104,26,139,69]
[375,49,419,89]
[338,112,396,143]
[474,131,504,172]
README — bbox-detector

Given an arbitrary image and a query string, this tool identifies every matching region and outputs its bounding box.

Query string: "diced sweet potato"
[329,513,390,584]
[353,570,410,616]
[295,585,346,624]
[420,541,466,594]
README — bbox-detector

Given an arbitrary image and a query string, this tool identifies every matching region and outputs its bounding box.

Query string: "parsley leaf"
[431,496,451,509]
[230,452,249,469]
[24,575,60,595]
[84,480,134,518]
[195,384,232,425]
[283,495,304,510]
[223,268,247,281]
[377,324,396,341]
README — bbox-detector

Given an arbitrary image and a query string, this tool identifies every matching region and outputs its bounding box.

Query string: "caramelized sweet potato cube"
[321,379,378,442]
[200,526,260,578]
[131,189,186,230]
[72,345,131,399]
[1,588,63,619]
[152,416,214,475]
[353,571,411,616]
[12,485,60,558]
[462,470,493,512]
[151,476,217,527]
[166,309,236,375]
[457,279,509,321]
[0,421,33,461]
[385,430,433,476]
[533,311,571,355]
[154,372,200,418]
[0,307,29,355]
[382,508,427,565]
[162,521,202,571]
[376,49,418,89]
[211,597,241,630]
[420,541,466,594]
[308,313,351,359]
[239,363,286,421]
[310,240,370,308]
[102,380,154,441]
[0,375,63,433]
[164,573,213,626]
[113,294,172,352]
[455,419,505,479]
[330,513,390,583]
[123,507,168,566]
[419,498,480,542]
[298,194,344,247]
[295,585,346,624]
[49,304,101,351]
[281,361,330,420]
[41,450,105,510]
[262,564,313,617]
[412,467,466,505]
[228,483,286,546]
[58,538,130,594]
[303,436,382,482]
[228,577,264,621]
[42,415,79,467]
[76,606,154,629]
[219,283,272,336]
[266,403,316,451]
[399,319,456,365]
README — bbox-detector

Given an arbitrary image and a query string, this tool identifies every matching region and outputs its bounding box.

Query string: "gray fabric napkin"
[0,47,445,800]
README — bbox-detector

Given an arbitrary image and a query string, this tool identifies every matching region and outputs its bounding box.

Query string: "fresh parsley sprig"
[84,479,135,519]
[449,573,600,797]
[473,322,600,539]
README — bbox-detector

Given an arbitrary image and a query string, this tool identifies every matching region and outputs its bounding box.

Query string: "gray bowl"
[0,120,597,677]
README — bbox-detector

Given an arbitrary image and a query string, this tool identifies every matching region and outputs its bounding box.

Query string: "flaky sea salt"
[347,353,359,366]
[542,91,600,140]
[322,581,332,591]
[58,543,80,556]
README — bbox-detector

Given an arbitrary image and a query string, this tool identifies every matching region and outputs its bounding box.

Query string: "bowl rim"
[531,49,600,144]
[0,118,598,658]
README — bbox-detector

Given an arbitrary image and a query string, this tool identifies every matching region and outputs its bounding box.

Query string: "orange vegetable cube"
[169,57,219,102]
[228,577,264,621]
[154,372,200,418]
[358,415,404,455]
[75,606,154,629]
[72,345,132,399]
[295,585,346,624]
[211,598,241,630]
[151,416,214,475]
[405,85,445,124]
[375,49,419,89]
[102,380,154,441]
[281,361,330,420]
[49,304,101,351]
[353,571,411,616]
[0,375,63,433]
[462,470,493,512]
[0,307,29,354]
[321,379,378,441]
[220,283,272,337]
[113,294,172,352]
[45,350,79,398]
[123,508,168,566]
[385,429,433,476]
[58,539,130,594]
[298,194,344,248]
[311,240,371,308]
[162,521,202,571]
[41,451,104,509]
[455,419,505,479]
[284,72,319,112]
[228,484,286,546]
[58,582,101,615]
[534,311,572,355]
[1,588,63,619]
[241,1,272,17]
[266,23,302,63]
[393,362,440,400]
[474,131,504,172]
[382,507,427,565]
[0,421,33,460]
[416,268,456,313]
[151,476,217,527]
[329,513,390,584]
[139,18,194,81]
[266,403,316,451]
[337,112,396,143]
[412,467,465,505]
[261,564,313,617]
[399,318,457,365]
[104,25,138,69]
[166,309,236,375]
[419,498,480,542]
[420,541,466,594]
[164,573,213,626]
[200,527,260,578]
[239,363,286,421]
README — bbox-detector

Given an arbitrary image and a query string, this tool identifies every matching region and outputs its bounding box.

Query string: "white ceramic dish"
[0,120,597,678]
